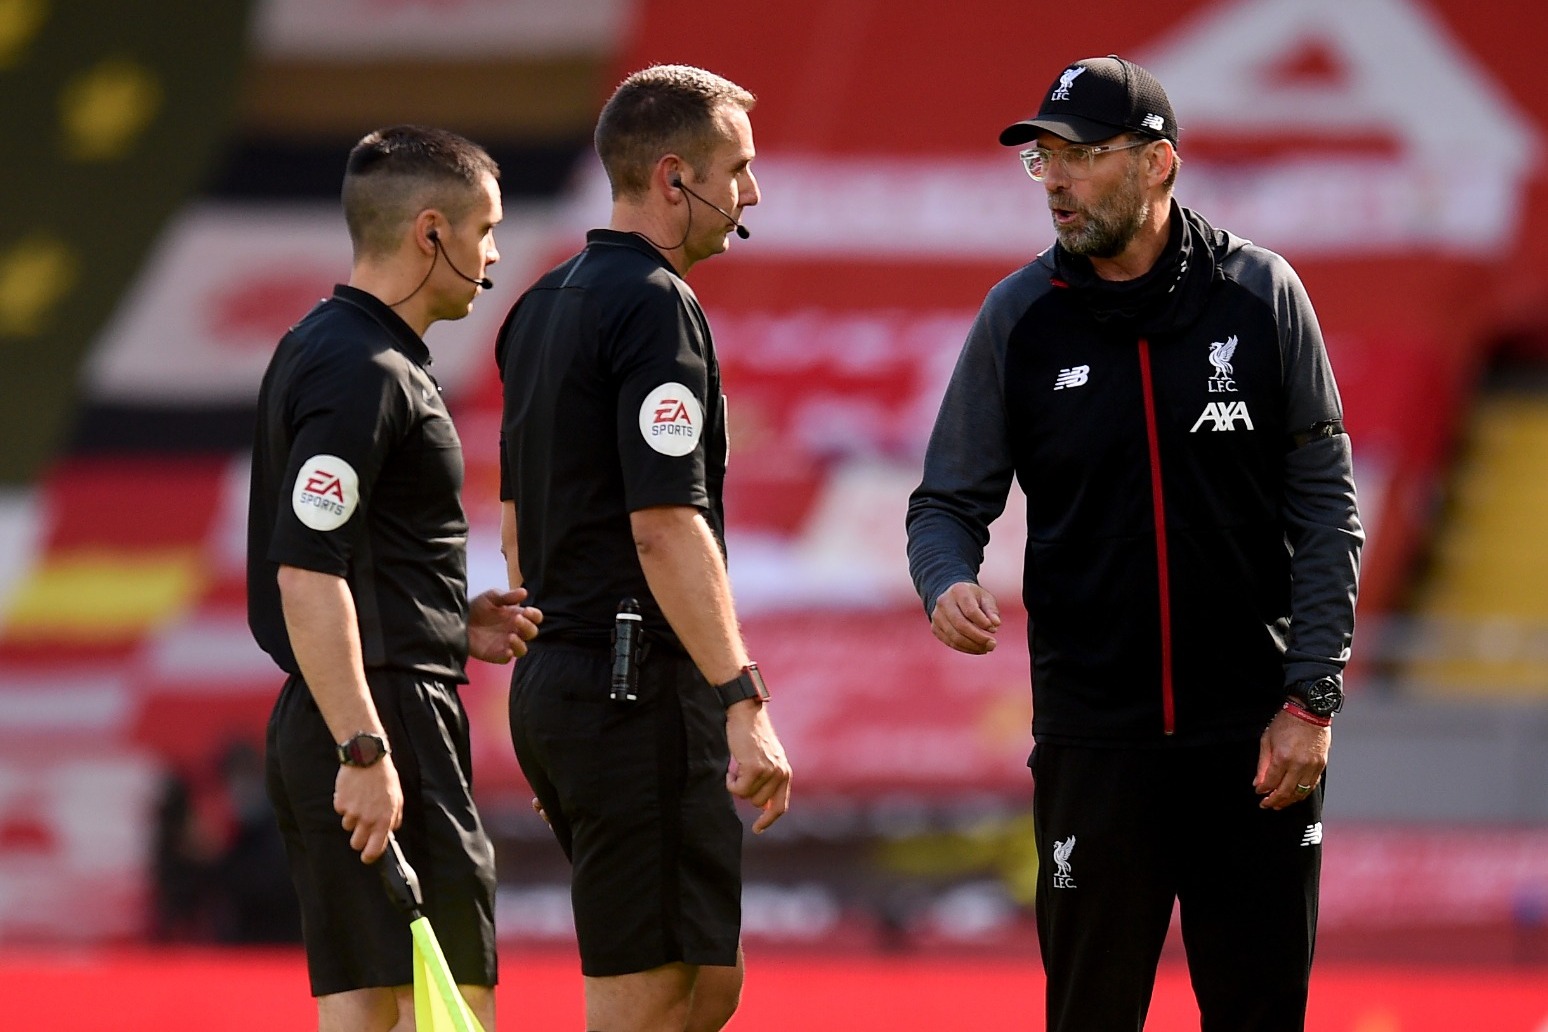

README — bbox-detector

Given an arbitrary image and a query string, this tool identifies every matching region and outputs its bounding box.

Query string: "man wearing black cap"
[906,55,1362,1030]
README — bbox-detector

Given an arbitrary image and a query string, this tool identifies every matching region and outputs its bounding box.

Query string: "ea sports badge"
[638,382,703,457]
[292,454,359,531]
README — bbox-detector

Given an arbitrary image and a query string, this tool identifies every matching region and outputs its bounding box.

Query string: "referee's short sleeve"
[267,344,406,576]
[498,429,512,503]
[612,284,711,513]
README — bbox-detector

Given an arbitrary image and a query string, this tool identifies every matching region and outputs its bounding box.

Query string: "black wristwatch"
[713,663,771,709]
[1287,676,1344,719]
[337,731,390,767]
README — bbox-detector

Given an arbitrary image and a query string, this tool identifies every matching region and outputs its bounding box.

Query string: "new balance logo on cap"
[1054,365,1090,390]
[1141,113,1166,133]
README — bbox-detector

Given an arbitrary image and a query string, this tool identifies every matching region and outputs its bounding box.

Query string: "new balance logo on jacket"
[1053,365,1090,390]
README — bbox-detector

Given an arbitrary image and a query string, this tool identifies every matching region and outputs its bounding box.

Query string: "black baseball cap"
[999,55,1178,148]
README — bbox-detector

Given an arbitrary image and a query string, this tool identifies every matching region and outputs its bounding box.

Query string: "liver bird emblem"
[1209,336,1238,379]
[1052,66,1087,100]
[1053,835,1076,878]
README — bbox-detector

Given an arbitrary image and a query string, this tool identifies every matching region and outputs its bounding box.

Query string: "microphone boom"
[675,180,750,240]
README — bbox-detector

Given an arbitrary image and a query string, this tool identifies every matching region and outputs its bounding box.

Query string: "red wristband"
[1282,700,1332,728]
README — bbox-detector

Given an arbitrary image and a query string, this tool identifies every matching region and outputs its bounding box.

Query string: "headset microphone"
[672,178,751,240]
[427,228,494,289]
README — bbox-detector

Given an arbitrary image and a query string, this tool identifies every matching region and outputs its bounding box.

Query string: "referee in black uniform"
[495,66,792,1032]
[247,125,540,1032]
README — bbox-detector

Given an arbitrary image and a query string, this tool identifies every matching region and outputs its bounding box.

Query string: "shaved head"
[342,125,500,259]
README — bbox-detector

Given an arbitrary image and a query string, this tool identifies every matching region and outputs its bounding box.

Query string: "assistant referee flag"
[381,835,486,1032]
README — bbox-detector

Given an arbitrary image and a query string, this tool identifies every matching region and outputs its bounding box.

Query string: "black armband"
[1286,419,1344,451]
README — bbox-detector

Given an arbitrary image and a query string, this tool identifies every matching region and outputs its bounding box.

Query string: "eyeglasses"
[1018,138,1153,182]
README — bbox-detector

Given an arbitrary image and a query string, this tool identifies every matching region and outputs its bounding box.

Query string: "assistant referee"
[247,125,539,1032]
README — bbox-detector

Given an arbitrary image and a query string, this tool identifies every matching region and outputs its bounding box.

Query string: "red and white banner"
[83,204,560,405]
[251,0,629,58]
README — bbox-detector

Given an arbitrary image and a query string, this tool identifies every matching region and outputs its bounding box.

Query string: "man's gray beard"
[1053,168,1150,259]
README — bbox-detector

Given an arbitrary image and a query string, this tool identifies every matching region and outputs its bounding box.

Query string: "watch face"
[340,733,387,766]
[1305,678,1343,717]
[745,664,771,701]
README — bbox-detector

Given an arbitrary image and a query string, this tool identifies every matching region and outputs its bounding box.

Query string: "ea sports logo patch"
[638,382,703,457]
[292,454,359,531]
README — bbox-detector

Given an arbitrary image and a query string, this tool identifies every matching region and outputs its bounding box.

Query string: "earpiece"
[425,226,493,290]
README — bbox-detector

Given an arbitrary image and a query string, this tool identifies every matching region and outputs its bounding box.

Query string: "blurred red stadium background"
[4,0,1548,1024]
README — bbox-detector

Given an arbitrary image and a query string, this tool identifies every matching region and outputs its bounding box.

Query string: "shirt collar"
[585,228,680,276]
[330,283,432,368]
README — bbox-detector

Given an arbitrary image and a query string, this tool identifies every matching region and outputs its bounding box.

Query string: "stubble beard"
[1051,162,1150,260]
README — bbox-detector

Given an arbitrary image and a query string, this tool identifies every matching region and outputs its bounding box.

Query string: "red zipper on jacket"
[1136,339,1176,735]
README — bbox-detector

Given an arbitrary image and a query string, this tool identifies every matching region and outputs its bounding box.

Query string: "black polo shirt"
[495,229,727,647]
[247,284,471,681]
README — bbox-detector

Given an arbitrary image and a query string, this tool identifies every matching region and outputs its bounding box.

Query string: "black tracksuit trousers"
[1031,739,1323,1031]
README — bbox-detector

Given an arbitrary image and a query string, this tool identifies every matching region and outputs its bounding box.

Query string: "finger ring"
[1294,783,1313,793]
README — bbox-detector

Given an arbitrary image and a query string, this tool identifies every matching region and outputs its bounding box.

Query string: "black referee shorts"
[265,670,498,997]
[510,643,743,977]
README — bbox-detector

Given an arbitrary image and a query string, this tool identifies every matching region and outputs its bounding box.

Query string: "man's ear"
[412,210,440,252]
[657,157,687,197]
[1150,142,1176,187]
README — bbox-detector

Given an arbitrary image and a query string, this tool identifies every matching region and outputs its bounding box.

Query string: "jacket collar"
[1051,199,1222,335]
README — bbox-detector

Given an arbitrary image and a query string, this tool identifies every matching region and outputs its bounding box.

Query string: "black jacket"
[906,203,1362,746]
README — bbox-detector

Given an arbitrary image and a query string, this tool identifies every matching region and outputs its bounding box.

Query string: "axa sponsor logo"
[1052,835,1077,889]
[1053,364,1090,390]
[1208,335,1238,393]
[1190,400,1254,433]
[638,382,704,457]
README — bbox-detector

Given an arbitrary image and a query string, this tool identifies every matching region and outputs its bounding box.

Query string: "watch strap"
[713,663,770,709]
